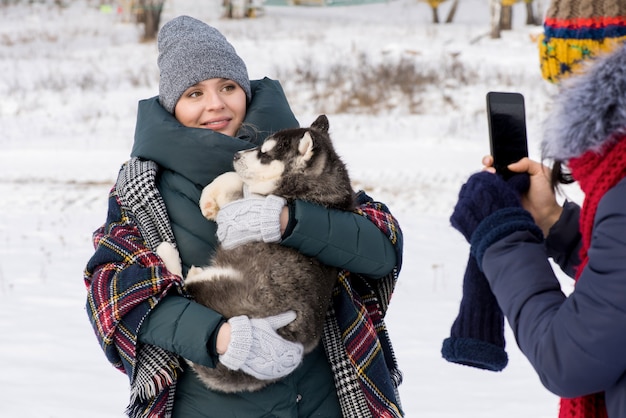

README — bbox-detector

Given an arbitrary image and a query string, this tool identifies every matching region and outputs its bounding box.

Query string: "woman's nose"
[203,93,225,111]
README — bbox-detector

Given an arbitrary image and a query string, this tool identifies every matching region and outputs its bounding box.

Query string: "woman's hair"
[237,121,261,141]
[550,160,575,191]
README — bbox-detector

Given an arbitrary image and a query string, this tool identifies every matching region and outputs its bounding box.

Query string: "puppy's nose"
[233,152,242,162]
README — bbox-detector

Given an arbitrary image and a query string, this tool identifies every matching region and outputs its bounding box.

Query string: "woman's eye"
[222,84,236,92]
[188,91,202,98]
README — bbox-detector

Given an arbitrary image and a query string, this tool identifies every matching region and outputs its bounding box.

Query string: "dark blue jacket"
[483,178,626,417]
[133,78,398,417]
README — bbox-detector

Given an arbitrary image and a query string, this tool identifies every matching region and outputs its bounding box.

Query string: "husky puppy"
[157,115,355,393]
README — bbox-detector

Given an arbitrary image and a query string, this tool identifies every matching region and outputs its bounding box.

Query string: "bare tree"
[422,0,447,24]
[534,0,545,21]
[489,0,539,38]
[445,0,459,23]
[423,0,539,31]
[489,0,502,38]
[136,0,165,41]
[525,0,541,25]
[500,4,512,30]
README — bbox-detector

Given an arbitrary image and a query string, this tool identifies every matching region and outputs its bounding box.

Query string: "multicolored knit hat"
[538,0,626,83]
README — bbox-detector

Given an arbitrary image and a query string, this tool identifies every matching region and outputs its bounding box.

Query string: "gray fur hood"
[542,44,626,161]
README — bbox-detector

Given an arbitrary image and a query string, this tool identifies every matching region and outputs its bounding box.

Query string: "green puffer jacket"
[134,78,397,417]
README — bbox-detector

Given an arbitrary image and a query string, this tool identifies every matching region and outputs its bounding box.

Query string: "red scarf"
[560,135,626,418]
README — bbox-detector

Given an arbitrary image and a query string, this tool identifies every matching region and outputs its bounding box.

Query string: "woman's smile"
[174,78,247,136]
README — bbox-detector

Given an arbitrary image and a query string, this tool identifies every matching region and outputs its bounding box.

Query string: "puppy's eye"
[258,152,273,163]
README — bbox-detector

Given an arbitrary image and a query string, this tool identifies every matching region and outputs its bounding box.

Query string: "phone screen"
[487,92,528,179]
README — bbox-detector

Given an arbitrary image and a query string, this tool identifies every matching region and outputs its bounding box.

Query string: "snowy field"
[0,0,582,416]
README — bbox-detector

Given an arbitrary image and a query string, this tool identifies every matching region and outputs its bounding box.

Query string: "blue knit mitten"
[449,171,525,241]
[442,171,541,371]
[441,254,508,371]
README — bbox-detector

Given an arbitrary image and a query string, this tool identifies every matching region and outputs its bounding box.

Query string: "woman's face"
[174,78,247,137]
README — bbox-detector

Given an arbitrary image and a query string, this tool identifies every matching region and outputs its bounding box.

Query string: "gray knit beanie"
[157,16,251,114]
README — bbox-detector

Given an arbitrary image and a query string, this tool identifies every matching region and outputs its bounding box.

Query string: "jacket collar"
[130,78,299,187]
[541,45,626,161]
[130,96,256,187]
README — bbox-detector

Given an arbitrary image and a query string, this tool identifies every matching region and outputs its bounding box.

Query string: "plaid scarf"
[93,158,403,418]
[560,135,626,418]
[329,200,404,418]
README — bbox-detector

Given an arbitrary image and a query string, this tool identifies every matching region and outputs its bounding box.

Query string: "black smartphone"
[486,91,528,180]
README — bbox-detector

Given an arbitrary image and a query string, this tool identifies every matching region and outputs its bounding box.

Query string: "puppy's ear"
[311,115,329,133]
[297,132,315,164]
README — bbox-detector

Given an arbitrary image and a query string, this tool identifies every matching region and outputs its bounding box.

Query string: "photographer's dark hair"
[550,160,575,191]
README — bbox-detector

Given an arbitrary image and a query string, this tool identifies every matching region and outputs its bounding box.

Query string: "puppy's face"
[234,130,315,195]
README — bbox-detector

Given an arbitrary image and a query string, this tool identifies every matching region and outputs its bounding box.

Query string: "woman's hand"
[482,156,562,236]
[215,195,287,249]
[218,312,303,380]
[216,322,231,355]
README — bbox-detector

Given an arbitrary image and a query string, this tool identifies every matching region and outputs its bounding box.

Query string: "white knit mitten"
[215,194,286,249]
[219,312,303,380]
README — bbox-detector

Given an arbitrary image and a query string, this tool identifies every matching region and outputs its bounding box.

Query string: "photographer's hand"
[483,156,562,236]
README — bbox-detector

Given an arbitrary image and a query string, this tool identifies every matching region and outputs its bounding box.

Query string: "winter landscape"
[0,0,583,416]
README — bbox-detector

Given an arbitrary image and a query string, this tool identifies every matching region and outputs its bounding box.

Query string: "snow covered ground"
[0,0,581,416]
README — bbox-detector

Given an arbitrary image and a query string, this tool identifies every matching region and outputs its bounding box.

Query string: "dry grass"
[275,50,491,115]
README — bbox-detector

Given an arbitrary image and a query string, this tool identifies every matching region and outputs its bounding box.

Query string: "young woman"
[83,16,404,418]
[452,44,626,417]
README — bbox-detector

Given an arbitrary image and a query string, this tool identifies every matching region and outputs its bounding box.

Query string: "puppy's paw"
[185,265,206,284]
[200,193,219,220]
[156,242,183,278]
[187,265,204,278]
[199,172,245,220]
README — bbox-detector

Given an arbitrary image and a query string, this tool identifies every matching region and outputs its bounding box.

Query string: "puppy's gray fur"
[158,115,355,393]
